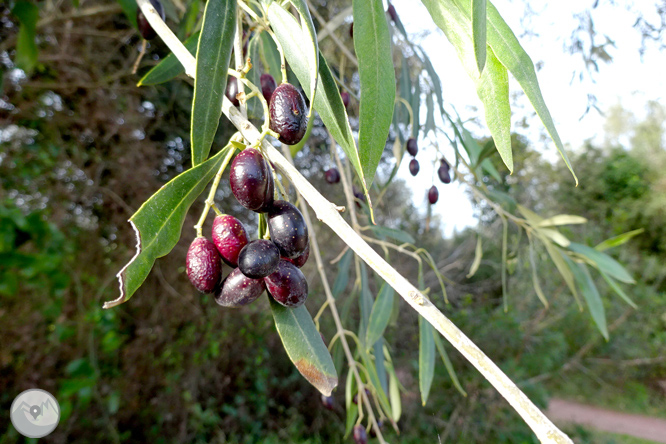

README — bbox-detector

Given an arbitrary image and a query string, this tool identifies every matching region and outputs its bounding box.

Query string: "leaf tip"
[104,219,142,309]
[294,358,338,396]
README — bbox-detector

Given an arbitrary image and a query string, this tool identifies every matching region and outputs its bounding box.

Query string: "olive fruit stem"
[194,142,237,237]
[134,4,573,442]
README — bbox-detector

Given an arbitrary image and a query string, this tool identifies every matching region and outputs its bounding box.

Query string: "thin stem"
[135,4,573,442]
[234,13,247,119]
[194,144,237,236]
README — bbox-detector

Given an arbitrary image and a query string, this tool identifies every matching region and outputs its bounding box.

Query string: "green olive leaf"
[287,0,318,117]
[11,1,40,75]
[472,0,487,73]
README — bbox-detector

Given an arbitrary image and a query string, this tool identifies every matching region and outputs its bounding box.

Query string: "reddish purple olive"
[269,83,309,145]
[428,185,439,204]
[324,168,341,184]
[387,3,399,23]
[406,137,418,156]
[341,91,351,110]
[226,76,240,107]
[438,159,451,184]
[266,200,309,259]
[409,158,420,176]
[353,425,368,444]
[137,0,165,40]
[212,215,249,267]
[321,394,334,410]
[265,260,308,308]
[229,148,275,212]
[260,73,277,103]
[238,239,280,279]
[186,237,222,293]
[285,243,309,268]
[214,267,265,307]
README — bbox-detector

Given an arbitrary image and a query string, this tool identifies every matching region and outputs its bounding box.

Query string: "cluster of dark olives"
[186,148,310,309]
[406,137,420,176]
[136,0,165,41]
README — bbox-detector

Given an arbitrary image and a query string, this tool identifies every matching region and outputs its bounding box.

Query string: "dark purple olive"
[238,239,280,279]
[409,158,420,176]
[353,424,368,444]
[265,260,308,308]
[321,394,334,410]
[438,159,451,184]
[341,91,351,110]
[214,268,265,307]
[186,237,222,293]
[226,76,240,107]
[260,73,277,103]
[349,22,354,39]
[266,200,309,259]
[212,215,249,267]
[324,168,341,184]
[229,148,275,212]
[387,3,399,23]
[269,83,309,145]
[406,137,418,156]
[137,0,165,40]
[369,420,384,438]
[353,186,366,209]
[285,243,309,268]
[428,185,439,204]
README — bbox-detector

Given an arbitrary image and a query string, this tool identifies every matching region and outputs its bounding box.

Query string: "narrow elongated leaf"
[537,227,571,248]
[388,363,402,421]
[567,258,609,339]
[420,50,445,114]
[411,75,421,138]
[369,225,415,244]
[353,0,396,188]
[332,249,353,297]
[418,315,435,405]
[267,5,364,191]
[105,146,235,308]
[117,0,139,30]
[258,31,283,83]
[366,283,395,347]
[595,228,644,251]
[599,269,637,309]
[358,344,392,413]
[373,337,388,396]
[467,235,483,278]
[12,1,39,75]
[528,236,548,308]
[269,297,338,395]
[344,369,358,437]
[178,0,200,38]
[432,334,467,396]
[537,215,587,227]
[359,262,373,343]
[245,33,264,119]
[425,92,436,135]
[421,0,512,172]
[567,242,634,284]
[138,32,200,86]
[472,0,487,72]
[287,0,318,116]
[540,237,581,308]
[190,0,237,166]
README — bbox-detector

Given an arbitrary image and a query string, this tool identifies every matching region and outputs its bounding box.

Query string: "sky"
[390,0,665,236]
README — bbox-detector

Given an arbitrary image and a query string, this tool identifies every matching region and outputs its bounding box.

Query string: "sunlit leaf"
[566,257,609,339]
[105,146,235,309]
[568,242,634,284]
[472,0,487,73]
[595,228,644,252]
[466,235,483,278]
[269,297,338,396]
[12,1,40,75]
[366,283,395,347]
[138,32,199,86]
[353,0,396,189]
[190,0,237,166]
[537,215,588,227]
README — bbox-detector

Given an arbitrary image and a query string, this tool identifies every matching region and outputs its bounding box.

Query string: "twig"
[134,3,573,442]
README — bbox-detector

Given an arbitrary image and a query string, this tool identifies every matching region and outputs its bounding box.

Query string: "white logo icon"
[10,389,60,438]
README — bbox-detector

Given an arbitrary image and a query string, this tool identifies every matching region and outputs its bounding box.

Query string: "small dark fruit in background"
[212,215,249,267]
[406,137,418,156]
[266,200,309,259]
[265,260,308,307]
[387,2,399,23]
[269,83,309,145]
[369,420,384,438]
[320,394,334,410]
[352,425,368,444]
[353,388,371,405]
[285,243,309,268]
[225,76,240,107]
[409,158,420,176]
[428,185,439,204]
[186,237,222,293]
[215,268,265,307]
[324,167,341,184]
[438,159,451,184]
[260,73,277,103]
[137,0,165,40]
[349,22,354,39]
[229,148,274,212]
[238,239,280,279]
[341,91,351,110]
